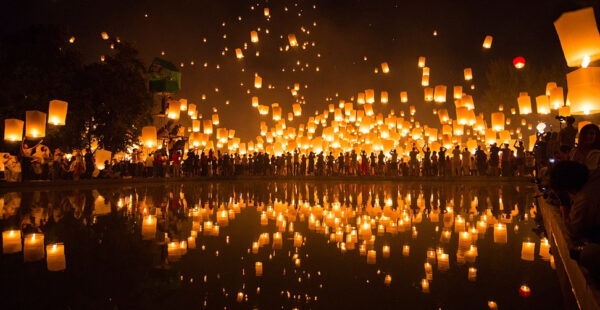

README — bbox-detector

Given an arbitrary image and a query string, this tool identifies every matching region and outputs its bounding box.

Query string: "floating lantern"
[401,91,408,103]
[142,126,157,148]
[212,113,220,125]
[519,285,531,298]
[513,56,525,69]
[421,279,430,293]
[434,85,447,103]
[254,75,262,88]
[203,120,213,135]
[468,267,477,281]
[558,106,571,117]
[482,35,493,49]
[422,67,430,76]
[167,101,180,119]
[24,233,44,262]
[25,110,46,138]
[46,243,66,271]
[2,230,21,254]
[142,215,157,240]
[546,82,557,96]
[293,103,302,116]
[250,30,259,43]
[536,95,550,114]
[365,89,375,104]
[453,86,463,100]
[493,223,507,244]
[418,56,426,68]
[252,96,259,108]
[521,241,535,261]
[554,7,600,67]
[264,7,270,16]
[288,34,298,47]
[101,32,109,40]
[381,91,389,103]
[235,48,244,59]
[402,245,410,256]
[48,100,68,125]
[491,112,505,132]
[422,75,430,86]
[464,68,473,81]
[381,62,390,73]
[4,119,24,142]
[550,87,564,109]
[566,67,600,115]
[424,87,434,102]
[517,93,532,114]
[179,98,187,111]
[255,262,263,276]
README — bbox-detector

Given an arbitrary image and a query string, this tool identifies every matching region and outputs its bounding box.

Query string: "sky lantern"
[272,106,282,121]
[141,126,157,149]
[101,32,109,40]
[380,91,389,103]
[288,34,298,47]
[559,106,571,117]
[422,67,430,76]
[252,96,259,107]
[536,95,551,114]
[235,48,244,59]
[482,35,493,49]
[453,86,463,99]
[422,75,430,87]
[179,98,187,111]
[554,7,600,67]
[4,119,24,142]
[25,110,46,138]
[167,101,180,119]
[212,113,219,125]
[517,93,532,114]
[566,67,600,115]
[381,62,390,73]
[491,112,505,132]
[464,68,473,81]
[513,56,525,69]
[254,75,262,88]
[48,100,68,125]
[365,89,375,104]
[250,30,259,43]
[549,87,564,109]
[264,7,270,17]
[424,87,434,102]
[418,56,426,68]
[401,91,408,103]
[434,85,447,103]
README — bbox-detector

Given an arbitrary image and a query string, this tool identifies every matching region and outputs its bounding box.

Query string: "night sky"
[2,0,597,140]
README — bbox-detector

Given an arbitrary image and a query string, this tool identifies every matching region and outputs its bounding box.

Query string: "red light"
[513,56,526,69]
[519,284,531,298]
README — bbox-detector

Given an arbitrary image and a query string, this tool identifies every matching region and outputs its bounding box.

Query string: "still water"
[0,180,562,309]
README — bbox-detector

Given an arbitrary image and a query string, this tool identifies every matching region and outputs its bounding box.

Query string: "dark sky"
[1,0,597,140]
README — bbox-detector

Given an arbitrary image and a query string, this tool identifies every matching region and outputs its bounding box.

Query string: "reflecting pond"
[0,181,563,309]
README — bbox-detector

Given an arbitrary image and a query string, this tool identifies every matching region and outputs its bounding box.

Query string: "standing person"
[52,148,63,180]
[145,152,154,177]
[500,144,512,177]
[489,143,500,176]
[514,140,525,176]
[293,151,300,176]
[422,146,431,176]
[559,116,578,149]
[377,151,385,176]
[475,146,487,176]
[452,146,461,176]
[84,149,94,179]
[300,154,307,176]
[409,146,419,176]
[71,153,86,180]
[360,151,368,176]
[390,150,398,176]
[431,151,438,176]
[570,124,600,172]
[308,152,315,176]
[171,150,181,177]
[461,148,471,176]
[438,147,447,176]
[338,152,345,176]
[351,150,358,176]
[370,152,377,176]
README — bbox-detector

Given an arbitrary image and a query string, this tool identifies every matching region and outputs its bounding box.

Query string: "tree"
[0,26,153,152]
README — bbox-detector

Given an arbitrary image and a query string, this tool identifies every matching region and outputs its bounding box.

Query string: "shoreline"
[0,175,533,191]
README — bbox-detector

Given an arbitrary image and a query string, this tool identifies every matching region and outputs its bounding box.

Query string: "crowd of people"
[0,119,597,183]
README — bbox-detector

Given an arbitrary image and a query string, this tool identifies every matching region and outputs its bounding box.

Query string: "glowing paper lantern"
[25,110,46,138]
[513,56,525,69]
[24,233,44,262]
[4,119,24,142]
[212,113,220,125]
[179,98,188,111]
[422,75,430,86]
[482,35,493,49]
[517,93,532,115]
[2,230,21,254]
[453,86,463,99]
[365,89,375,104]
[434,85,447,103]
[142,126,157,148]
[550,87,564,109]
[48,100,68,125]
[46,243,66,271]
[546,82,557,96]
[418,56,426,68]
[424,87,433,102]
[554,7,600,67]
[101,32,109,40]
[401,91,408,103]
[250,30,259,43]
[536,95,551,114]
[235,48,244,59]
[288,34,298,47]
[464,68,473,81]
[491,112,505,132]
[203,120,213,135]
[167,101,180,119]
[252,96,259,108]
[566,67,600,115]
[381,62,390,73]
[381,91,389,103]
[293,103,302,116]
[254,75,262,88]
